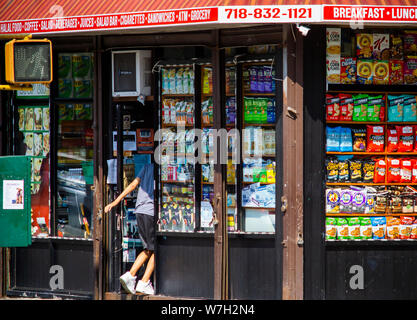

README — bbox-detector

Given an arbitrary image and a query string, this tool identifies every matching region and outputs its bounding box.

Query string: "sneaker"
[119,272,136,294]
[136,280,155,295]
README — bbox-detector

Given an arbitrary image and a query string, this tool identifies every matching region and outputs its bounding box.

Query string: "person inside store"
[104,162,155,295]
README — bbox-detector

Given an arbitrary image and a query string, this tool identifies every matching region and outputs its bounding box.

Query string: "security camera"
[296,24,310,36]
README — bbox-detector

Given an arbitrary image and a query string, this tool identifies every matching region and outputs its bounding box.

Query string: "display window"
[325,27,417,242]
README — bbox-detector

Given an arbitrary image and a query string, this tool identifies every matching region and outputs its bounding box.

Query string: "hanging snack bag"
[374,159,386,183]
[366,125,384,152]
[357,60,373,84]
[412,159,417,183]
[375,193,388,213]
[347,217,361,240]
[340,127,353,152]
[353,94,368,121]
[352,128,366,152]
[400,216,414,240]
[338,158,350,182]
[349,159,363,182]
[397,125,414,152]
[365,187,376,214]
[391,34,404,60]
[367,95,383,122]
[339,189,353,213]
[387,128,399,153]
[325,217,337,240]
[389,193,402,213]
[386,216,401,240]
[388,95,404,122]
[326,157,339,182]
[339,94,354,121]
[400,159,413,183]
[351,188,367,214]
[326,94,340,121]
[326,126,341,152]
[387,158,401,183]
[326,188,341,213]
[363,160,375,183]
[389,60,404,85]
[337,217,349,240]
[404,58,417,85]
[403,95,417,122]
[403,198,414,214]
[360,217,372,240]
[340,57,357,84]
[410,218,417,239]
[371,216,386,239]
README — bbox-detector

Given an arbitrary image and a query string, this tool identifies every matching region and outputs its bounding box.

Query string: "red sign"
[324,5,417,22]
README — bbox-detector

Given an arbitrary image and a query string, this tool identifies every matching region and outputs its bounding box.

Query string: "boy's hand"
[104,203,114,213]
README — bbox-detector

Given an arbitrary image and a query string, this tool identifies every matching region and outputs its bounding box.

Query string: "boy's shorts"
[136,213,155,251]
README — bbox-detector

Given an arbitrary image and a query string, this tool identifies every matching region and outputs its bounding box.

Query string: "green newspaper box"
[0,156,32,247]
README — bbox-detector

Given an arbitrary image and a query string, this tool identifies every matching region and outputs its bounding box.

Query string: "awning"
[1,1,417,35]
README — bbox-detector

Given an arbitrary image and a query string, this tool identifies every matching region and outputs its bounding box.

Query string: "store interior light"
[296,24,310,37]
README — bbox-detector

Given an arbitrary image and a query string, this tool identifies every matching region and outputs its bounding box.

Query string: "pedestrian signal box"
[5,39,52,85]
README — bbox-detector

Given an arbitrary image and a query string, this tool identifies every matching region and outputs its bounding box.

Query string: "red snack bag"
[387,158,401,183]
[387,128,398,153]
[366,125,385,152]
[397,125,414,152]
[339,94,353,121]
[326,94,340,121]
[410,218,417,239]
[399,216,414,239]
[379,105,386,122]
[414,125,417,153]
[412,159,417,183]
[400,159,412,183]
[374,158,386,183]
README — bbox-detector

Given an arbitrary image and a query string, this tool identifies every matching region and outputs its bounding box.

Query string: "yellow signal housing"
[5,39,52,85]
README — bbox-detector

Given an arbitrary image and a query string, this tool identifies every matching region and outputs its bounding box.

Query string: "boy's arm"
[104,177,140,213]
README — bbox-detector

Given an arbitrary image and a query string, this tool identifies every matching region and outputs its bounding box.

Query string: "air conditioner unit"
[112,50,151,97]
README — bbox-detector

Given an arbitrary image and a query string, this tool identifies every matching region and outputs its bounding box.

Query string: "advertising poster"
[3,180,24,210]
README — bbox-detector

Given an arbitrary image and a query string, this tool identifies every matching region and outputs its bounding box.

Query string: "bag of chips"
[375,193,388,213]
[363,160,375,183]
[326,157,339,182]
[365,187,376,214]
[340,127,353,152]
[360,217,372,240]
[366,125,384,152]
[352,128,366,152]
[349,159,363,182]
[367,95,383,122]
[326,126,341,152]
[403,95,417,122]
[347,217,361,240]
[412,159,417,183]
[387,158,401,183]
[399,216,414,240]
[326,188,341,213]
[410,218,417,239]
[325,217,337,240]
[339,94,354,121]
[414,125,417,153]
[337,158,350,182]
[353,94,368,121]
[388,95,404,122]
[386,216,400,240]
[326,94,340,121]
[374,159,386,183]
[339,189,353,213]
[400,159,412,183]
[397,125,414,152]
[387,128,398,152]
[337,217,349,240]
[351,187,366,213]
[371,216,386,239]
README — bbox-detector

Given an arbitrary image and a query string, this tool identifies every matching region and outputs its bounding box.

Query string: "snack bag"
[375,194,388,213]
[339,189,353,213]
[387,128,398,152]
[352,128,366,152]
[373,61,389,85]
[404,58,417,85]
[357,60,373,84]
[360,217,372,240]
[351,188,366,213]
[326,217,338,240]
[387,158,401,183]
[365,188,376,214]
[347,217,361,240]
[410,219,417,239]
[326,94,340,121]
[326,126,341,152]
[366,125,384,152]
[396,125,414,152]
[338,158,350,182]
[389,194,402,213]
[373,34,390,60]
[387,95,404,122]
[404,31,417,57]
[390,34,404,60]
[339,94,354,121]
[363,160,375,183]
[412,159,417,183]
[356,33,373,59]
[403,95,417,122]
[340,127,353,152]
[400,216,414,240]
[374,159,386,183]
[349,159,363,182]
[371,216,386,239]
[386,216,400,240]
[340,57,357,84]
[326,188,341,213]
[400,159,412,183]
[389,60,404,85]
[367,95,383,122]
[353,94,368,121]
[337,217,349,240]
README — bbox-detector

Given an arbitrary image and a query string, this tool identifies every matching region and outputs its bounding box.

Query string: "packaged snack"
[352,128,366,152]
[356,33,373,59]
[374,159,386,183]
[338,158,350,182]
[400,159,413,183]
[367,96,383,121]
[390,34,404,60]
[349,159,363,182]
[387,158,401,183]
[388,95,404,122]
[257,67,265,93]
[353,94,368,121]
[387,128,399,152]
[340,189,353,213]
[373,60,389,85]
[375,193,388,213]
[72,53,92,78]
[73,79,92,99]
[351,188,366,213]
[326,94,340,121]
[357,60,373,84]
[389,193,402,214]
[402,198,414,214]
[58,79,73,98]
[339,94,354,121]
[410,219,417,239]
[400,216,414,239]
[347,217,361,240]
[404,31,417,57]
[326,126,341,152]
[340,127,353,152]
[326,217,338,240]
[412,159,417,183]
[363,160,375,183]
[371,216,386,239]
[326,188,341,213]
[340,57,357,84]
[404,58,417,85]
[386,216,401,239]
[379,104,386,122]
[389,60,404,85]
[372,34,390,60]
[397,125,414,152]
[58,104,74,122]
[366,125,384,152]
[75,104,92,120]
[360,217,372,240]
[365,188,376,213]
[58,54,72,78]
[403,95,417,122]
[249,67,258,93]
[337,217,349,240]
[326,56,341,84]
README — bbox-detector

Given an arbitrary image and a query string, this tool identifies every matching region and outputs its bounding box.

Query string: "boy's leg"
[129,249,151,277]
[140,252,154,283]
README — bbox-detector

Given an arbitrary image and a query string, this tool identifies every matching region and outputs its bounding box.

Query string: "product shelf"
[243,93,275,97]
[326,213,417,217]
[326,152,417,156]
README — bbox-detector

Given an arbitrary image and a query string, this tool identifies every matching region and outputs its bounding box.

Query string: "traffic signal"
[5,39,52,85]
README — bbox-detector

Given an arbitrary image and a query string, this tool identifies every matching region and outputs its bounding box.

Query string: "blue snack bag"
[371,216,386,239]
[326,126,341,152]
[340,127,353,152]
[388,95,404,122]
[403,95,417,122]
